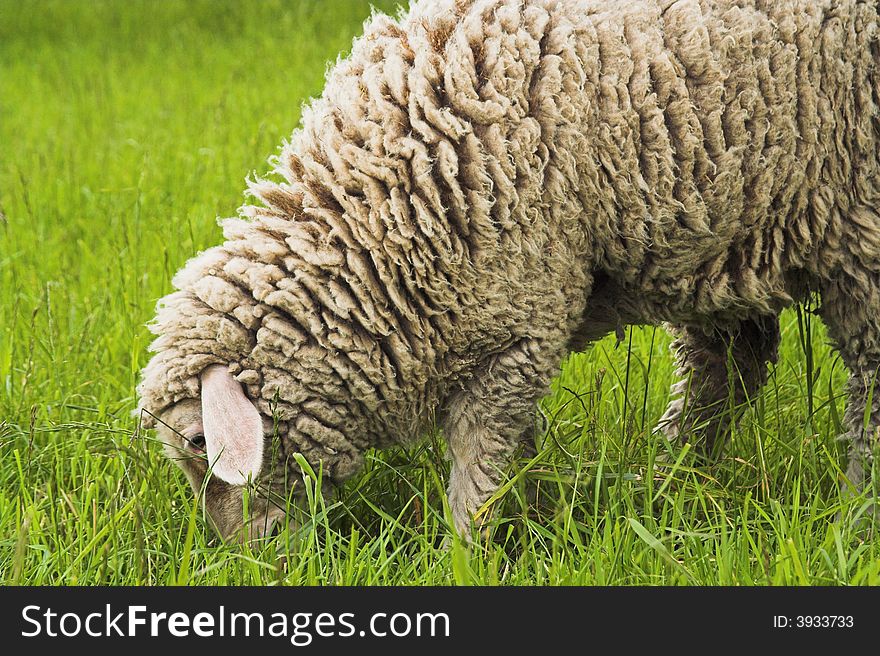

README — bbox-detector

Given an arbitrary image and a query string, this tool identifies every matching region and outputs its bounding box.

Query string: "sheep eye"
[186,433,206,453]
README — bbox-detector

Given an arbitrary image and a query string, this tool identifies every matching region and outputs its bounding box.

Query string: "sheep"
[137,0,880,540]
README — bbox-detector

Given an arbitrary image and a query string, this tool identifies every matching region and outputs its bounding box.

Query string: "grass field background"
[2,0,878,585]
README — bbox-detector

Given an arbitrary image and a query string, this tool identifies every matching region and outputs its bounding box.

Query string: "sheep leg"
[442,338,558,538]
[657,317,780,457]
[819,276,880,518]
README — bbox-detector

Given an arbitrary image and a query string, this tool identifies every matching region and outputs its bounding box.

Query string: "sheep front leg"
[658,317,780,457]
[442,338,558,539]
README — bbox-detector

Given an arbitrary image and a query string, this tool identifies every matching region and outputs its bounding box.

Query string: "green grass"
[2,0,878,586]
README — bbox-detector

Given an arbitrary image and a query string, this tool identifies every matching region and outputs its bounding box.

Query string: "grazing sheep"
[137,0,880,540]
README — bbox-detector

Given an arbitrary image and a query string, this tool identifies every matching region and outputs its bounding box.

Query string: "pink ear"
[200,365,264,486]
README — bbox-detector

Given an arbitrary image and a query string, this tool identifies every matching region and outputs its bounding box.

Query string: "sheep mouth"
[218,505,287,543]
[247,507,287,539]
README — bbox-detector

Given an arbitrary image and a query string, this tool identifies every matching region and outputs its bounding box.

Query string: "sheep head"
[151,366,286,541]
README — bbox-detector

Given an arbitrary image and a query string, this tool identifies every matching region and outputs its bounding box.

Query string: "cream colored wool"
[138,0,880,536]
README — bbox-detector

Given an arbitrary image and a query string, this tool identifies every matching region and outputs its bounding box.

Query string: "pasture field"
[1,0,878,585]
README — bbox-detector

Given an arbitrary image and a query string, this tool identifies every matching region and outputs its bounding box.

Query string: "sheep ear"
[200,365,264,486]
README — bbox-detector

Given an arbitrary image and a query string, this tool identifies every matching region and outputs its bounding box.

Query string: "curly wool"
[138,0,880,485]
